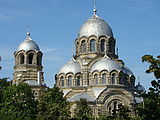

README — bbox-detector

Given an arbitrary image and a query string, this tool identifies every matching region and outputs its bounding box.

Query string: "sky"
[0,0,159,90]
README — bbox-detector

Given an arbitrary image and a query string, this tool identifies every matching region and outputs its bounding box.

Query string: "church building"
[56,8,136,116]
[13,32,46,99]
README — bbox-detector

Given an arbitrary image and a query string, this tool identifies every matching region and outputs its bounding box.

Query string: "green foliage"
[0,78,11,110]
[74,98,92,120]
[137,55,160,120]
[0,83,37,120]
[137,80,160,120]
[37,86,70,120]
[142,55,160,79]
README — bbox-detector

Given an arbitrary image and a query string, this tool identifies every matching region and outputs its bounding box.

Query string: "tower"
[56,8,136,116]
[13,32,45,98]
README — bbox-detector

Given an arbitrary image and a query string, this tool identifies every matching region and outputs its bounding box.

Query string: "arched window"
[102,73,107,84]
[80,40,86,53]
[67,76,72,86]
[111,73,116,84]
[76,76,81,86]
[28,53,33,64]
[19,54,24,64]
[37,55,41,65]
[94,74,98,85]
[60,76,64,86]
[90,39,96,52]
[100,39,105,52]
[119,72,124,85]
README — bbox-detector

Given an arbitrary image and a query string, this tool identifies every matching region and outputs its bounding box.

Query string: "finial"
[138,76,140,85]
[93,0,97,15]
[27,24,31,37]
[116,48,119,57]
[26,25,32,40]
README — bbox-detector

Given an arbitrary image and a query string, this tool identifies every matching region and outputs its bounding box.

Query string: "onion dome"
[18,32,40,51]
[90,54,133,75]
[58,57,81,74]
[134,82,146,94]
[77,12,113,38]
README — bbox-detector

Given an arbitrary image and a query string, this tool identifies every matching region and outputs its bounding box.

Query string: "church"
[12,5,144,116]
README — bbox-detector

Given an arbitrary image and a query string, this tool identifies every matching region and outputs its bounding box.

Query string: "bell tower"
[13,32,45,98]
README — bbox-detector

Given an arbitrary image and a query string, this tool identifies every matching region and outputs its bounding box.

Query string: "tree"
[37,86,70,120]
[112,103,131,120]
[142,55,160,79]
[0,78,11,108]
[137,55,160,120]
[0,83,37,120]
[74,98,92,120]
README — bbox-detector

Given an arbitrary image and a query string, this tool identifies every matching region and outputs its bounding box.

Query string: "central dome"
[77,14,113,38]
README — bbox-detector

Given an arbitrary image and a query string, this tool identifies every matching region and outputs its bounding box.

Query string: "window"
[28,53,33,64]
[111,73,116,84]
[67,76,72,86]
[90,39,96,52]
[37,55,41,65]
[76,76,81,86]
[102,73,106,84]
[80,40,86,53]
[60,76,64,86]
[19,54,24,64]
[94,74,98,85]
[100,39,105,52]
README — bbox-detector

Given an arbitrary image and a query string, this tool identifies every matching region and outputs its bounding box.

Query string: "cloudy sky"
[0,0,159,89]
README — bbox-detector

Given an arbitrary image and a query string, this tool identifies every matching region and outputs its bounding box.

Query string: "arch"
[80,40,86,53]
[67,76,72,86]
[111,73,116,84]
[28,53,34,64]
[118,71,124,85]
[37,54,41,65]
[19,53,25,64]
[102,73,107,84]
[94,74,98,85]
[100,39,105,52]
[60,76,64,87]
[76,76,81,86]
[90,39,96,52]
[108,37,115,54]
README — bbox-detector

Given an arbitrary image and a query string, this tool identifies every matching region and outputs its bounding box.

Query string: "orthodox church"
[55,8,137,116]
[12,6,145,116]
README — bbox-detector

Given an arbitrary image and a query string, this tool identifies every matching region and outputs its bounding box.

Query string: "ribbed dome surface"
[90,55,133,75]
[18,33,40,51]
[58,58,81,74]
[77,15,113,38]
[90,55,121,72]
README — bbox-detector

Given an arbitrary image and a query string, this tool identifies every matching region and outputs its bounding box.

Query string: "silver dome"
[90,55,121,72]
[58,58,81,74]
[90,55,133,75]
[77,14,113,38]
[134,82,146,93]
[18,33,40,51]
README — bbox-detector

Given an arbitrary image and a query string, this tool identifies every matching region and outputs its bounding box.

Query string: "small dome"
[90,55,133,75]
[134,82,146,94]
[58,58,81,74]
[18,33,40,51]
[77,14,113,38]
[90,55,121,72]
